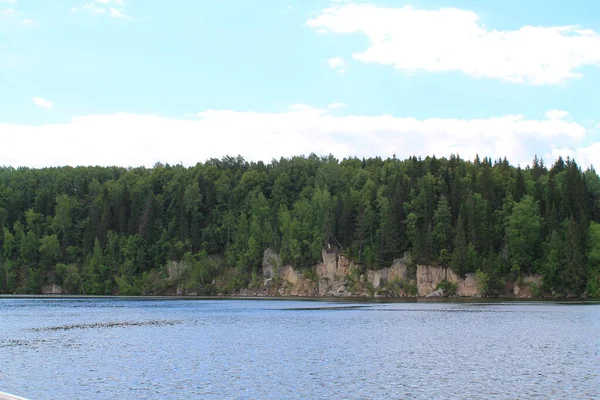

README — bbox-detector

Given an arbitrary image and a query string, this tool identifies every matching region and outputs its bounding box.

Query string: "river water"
[0,298,599,399]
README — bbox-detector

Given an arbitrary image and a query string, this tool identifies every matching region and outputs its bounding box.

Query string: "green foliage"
[475,269,490,296]
[507,196,541,275]
[56,263,82,294]
[302,267,318,282]
[451,214,468,276]
[529,281,542,298]
[114,275,141,296]
[436,279,457,296]
[586,270,600,298]
[0,154,596,296]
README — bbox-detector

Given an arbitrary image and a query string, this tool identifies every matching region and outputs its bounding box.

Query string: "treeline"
[0,154,599,296]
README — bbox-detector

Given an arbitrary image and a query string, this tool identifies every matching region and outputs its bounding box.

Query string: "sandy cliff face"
[416,265,451,296]
[367,260,408,289]
[316,250,357,296]
[513,275,542,298]
[457,274,479,297]
[416,265,479,297]
[260,248,415,297]
[41,283,63,294]
[259,248,491,298]
[262,248,281,281]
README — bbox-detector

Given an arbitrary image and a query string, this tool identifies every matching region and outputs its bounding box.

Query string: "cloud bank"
[0,105,595,169]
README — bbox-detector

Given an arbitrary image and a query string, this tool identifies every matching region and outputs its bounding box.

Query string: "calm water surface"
[1,298,599,399]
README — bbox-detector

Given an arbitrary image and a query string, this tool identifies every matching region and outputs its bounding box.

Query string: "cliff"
[40,247,543,298]
[247,248,552,299]
[416,265,478,297]
[249,248,490,298]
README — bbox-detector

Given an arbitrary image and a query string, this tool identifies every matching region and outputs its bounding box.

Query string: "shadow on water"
[29,320,182,332]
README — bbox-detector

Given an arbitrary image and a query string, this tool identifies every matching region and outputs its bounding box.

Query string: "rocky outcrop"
[316,249,358,296]
[262,248,281,281]
[457,274,478,297]
[417,264,452,296]
[258,248,489,298]
[279,266,317,296]
[426,289,445,298]
[514,275,542,298]
[41,283,63,294]
[367,259,408,289]
[417,265,480,297]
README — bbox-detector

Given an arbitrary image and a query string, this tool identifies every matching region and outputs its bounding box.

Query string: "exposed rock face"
[41,283,63,294]
[259,248,486,298]
[417,265,451,296]
[368,259,408,289]
[279,265,316,296]
[426,289,445,298]
[457,274,479,297]
[316,249,357,296]
[514,275,542,298]
[262,248,281,280]
[417,265,481,297]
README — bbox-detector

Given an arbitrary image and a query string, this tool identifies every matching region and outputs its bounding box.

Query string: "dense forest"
[0,154,599,297]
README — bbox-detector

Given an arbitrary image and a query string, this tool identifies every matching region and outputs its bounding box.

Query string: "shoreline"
[0,294,598,304]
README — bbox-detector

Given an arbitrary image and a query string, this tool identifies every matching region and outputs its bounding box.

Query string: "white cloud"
[0,105,594,169]
[0,0,17,3]
[328,102,348,109]
[307,4,600,85]
[545,110,570,120]
[1,7,15,14]
[327,57,346,73]
[109,7,127,18]
[32,97,53,109]
[72,0,127,18]
[21,18,33,24]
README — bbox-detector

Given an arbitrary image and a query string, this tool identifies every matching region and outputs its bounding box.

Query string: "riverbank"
[1,294,598,304]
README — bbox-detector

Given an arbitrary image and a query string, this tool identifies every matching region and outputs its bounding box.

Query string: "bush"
[302,267,317,282]
[475,269,490,296]
[402,280,418,296]
[529,281,542,298]
[436,279,457,296]
[115,275,141,296]
[586,270,600,298]
[377,278,418,297]
[56,263,82,294]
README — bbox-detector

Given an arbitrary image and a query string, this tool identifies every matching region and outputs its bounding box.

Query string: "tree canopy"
[0,154,598,296]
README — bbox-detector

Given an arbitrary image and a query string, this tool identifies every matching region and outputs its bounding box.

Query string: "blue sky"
[1,0,600,168]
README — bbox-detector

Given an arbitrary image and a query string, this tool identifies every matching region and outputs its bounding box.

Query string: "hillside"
[1,154,599,297]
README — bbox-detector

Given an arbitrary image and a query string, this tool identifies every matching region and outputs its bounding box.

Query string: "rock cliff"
[259,248,484,298]
[416,265,478,297]
[513,275,543,298]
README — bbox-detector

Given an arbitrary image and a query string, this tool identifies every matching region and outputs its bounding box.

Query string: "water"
[1,298,599,399]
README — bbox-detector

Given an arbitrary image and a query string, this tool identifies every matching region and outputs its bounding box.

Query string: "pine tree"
[451,213,468,276]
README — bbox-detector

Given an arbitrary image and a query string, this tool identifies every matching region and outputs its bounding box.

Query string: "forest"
[0,154,599,297]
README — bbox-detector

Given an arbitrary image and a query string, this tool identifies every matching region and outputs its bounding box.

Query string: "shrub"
[529,281,542,298]
[586,270,600,298]
[475,269,490,296]
[436,279,457,296]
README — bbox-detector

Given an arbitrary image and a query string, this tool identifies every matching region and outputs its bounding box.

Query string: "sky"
[1,0,600,169]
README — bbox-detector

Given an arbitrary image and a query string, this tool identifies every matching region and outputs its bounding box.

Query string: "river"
[1,298,599,399]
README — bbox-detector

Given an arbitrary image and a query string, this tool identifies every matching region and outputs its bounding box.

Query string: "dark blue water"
[1,298,599,399]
